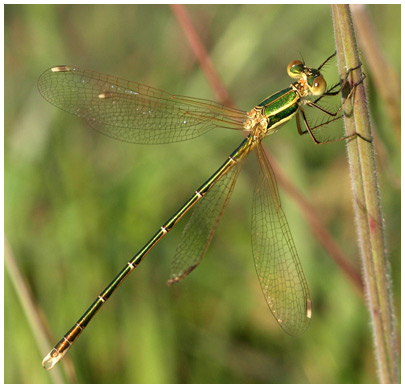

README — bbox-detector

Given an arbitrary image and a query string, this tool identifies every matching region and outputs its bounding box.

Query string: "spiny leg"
[297,109,369,144]
[314,62,365,104]
[297,67,369,144]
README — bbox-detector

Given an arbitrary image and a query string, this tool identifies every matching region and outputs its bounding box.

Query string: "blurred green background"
[5,4,400,383]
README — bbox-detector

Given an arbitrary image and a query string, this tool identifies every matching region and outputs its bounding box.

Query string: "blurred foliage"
[5,4,400,383]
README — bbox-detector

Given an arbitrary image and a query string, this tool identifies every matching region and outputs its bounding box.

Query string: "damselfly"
[38,52,364,370]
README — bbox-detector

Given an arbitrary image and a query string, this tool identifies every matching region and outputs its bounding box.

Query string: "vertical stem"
[331,5,399,383]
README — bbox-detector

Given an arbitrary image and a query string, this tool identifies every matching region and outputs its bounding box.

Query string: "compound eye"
[287,60,304,79]
[309,75,326,96]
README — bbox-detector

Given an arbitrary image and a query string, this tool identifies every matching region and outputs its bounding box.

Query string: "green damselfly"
[38,52,364,369]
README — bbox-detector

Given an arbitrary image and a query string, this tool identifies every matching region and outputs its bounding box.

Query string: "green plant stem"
[331,5,399,384]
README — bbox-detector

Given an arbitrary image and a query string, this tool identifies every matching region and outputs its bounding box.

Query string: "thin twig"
[170,4,234,106]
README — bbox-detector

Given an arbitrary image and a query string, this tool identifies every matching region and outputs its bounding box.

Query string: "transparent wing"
[252,144,311,336]
[167,162,243,284]
[38,66,248,144]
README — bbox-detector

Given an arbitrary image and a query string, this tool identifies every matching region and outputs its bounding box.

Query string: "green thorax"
[257,86,300,132]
